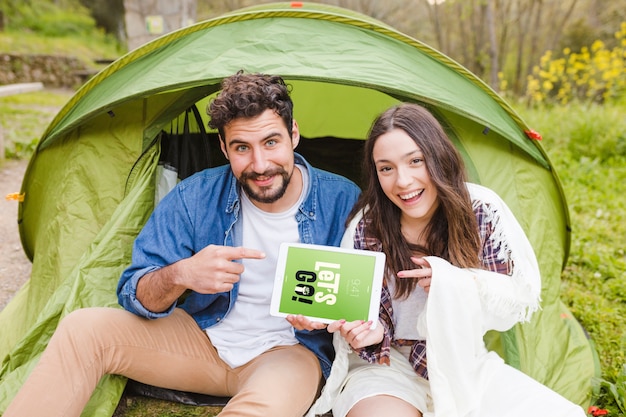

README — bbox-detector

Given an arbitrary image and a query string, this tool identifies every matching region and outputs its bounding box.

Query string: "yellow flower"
[542,81,554,92]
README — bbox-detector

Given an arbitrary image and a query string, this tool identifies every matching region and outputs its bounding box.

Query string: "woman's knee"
[347,395,422,417]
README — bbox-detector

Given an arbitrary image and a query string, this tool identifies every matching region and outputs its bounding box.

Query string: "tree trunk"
[525,0,544,82]
[496,0,512,80]
[513,0,531,95]
[548,0,578,51]
[424,0,445,52]
[486,0,499,90]
[457,1,472,70]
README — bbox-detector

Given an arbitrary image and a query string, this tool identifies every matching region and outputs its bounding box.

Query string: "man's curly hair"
[208,70,294,140]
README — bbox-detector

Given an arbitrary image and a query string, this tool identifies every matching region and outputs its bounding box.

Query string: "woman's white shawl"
[307,183,542,417]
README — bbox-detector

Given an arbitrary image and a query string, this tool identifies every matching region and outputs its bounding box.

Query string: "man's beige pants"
[3,307,321,417]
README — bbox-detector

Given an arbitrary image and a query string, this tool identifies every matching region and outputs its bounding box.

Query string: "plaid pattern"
[352,201,511,380]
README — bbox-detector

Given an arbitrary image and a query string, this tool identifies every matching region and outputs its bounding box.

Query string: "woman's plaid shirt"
[351,200,512,380]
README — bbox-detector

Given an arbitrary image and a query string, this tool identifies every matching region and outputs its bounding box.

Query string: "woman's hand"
[397,257,432,293]
[327,319,384,349]
[286,314,328,331]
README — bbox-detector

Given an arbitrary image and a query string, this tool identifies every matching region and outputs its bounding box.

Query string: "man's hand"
[176,245,266,294]
[137,245,265,312]
[327,319,383,349]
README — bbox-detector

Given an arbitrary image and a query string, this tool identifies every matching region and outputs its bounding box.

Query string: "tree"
[161,0,626,95]
[79,0,125,40]
[412,0,597,93]
[486,0,499,90]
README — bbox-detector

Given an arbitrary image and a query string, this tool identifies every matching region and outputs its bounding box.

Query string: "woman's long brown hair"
[349,103,481,298]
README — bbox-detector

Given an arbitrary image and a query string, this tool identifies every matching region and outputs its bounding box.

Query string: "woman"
[305,103,585,417]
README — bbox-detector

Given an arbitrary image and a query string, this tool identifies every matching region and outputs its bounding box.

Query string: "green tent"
[0,2,598,415]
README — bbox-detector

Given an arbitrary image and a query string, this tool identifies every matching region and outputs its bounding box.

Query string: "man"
[4,71,361,417]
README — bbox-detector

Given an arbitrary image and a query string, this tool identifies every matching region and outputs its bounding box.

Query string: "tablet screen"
[270,243,385,327]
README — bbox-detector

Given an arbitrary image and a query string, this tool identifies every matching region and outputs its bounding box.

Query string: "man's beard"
[239,167,291,204]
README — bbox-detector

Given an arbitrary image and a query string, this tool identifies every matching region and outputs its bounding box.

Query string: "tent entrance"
[156,102,367,188]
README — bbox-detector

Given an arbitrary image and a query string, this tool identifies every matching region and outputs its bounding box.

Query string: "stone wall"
[0,53,88,89]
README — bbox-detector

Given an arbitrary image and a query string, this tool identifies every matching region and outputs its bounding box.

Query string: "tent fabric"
[0,2,597,416]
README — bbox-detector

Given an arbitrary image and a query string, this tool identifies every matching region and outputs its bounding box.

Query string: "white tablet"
[270,242,385,328]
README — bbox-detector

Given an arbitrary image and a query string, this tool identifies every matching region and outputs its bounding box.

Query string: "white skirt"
[331,346,585,417]
[332,346,433,417]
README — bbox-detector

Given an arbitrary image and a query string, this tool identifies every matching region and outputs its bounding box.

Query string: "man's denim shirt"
[117,154,361,378]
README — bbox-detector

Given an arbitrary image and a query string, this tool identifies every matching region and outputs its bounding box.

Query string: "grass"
[516,100,626,414]
[0,31,122,68]
[113,397,222,417]
[0,25,119,160]
[0,90,74,159]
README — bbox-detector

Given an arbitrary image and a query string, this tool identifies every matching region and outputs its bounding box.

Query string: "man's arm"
[136,261,188,313]
[135,245,267,313]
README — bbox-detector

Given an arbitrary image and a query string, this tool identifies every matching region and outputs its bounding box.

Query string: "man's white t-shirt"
[205,165,308,368]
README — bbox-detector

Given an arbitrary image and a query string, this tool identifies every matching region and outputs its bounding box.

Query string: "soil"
[0,158,31,311]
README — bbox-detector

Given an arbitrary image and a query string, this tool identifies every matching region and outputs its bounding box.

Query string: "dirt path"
[0,159,31,311]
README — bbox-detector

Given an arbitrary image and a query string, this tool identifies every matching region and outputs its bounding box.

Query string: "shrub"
[3,0,97,37]
[523,22,626,105]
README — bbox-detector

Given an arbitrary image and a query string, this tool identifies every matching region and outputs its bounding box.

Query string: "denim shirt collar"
[225,173,239,215]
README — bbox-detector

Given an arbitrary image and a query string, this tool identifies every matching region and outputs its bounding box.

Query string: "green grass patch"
[517,100,626,414]
[0,90,73,159]
[0,31,122,67]
[113,396,222,417]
